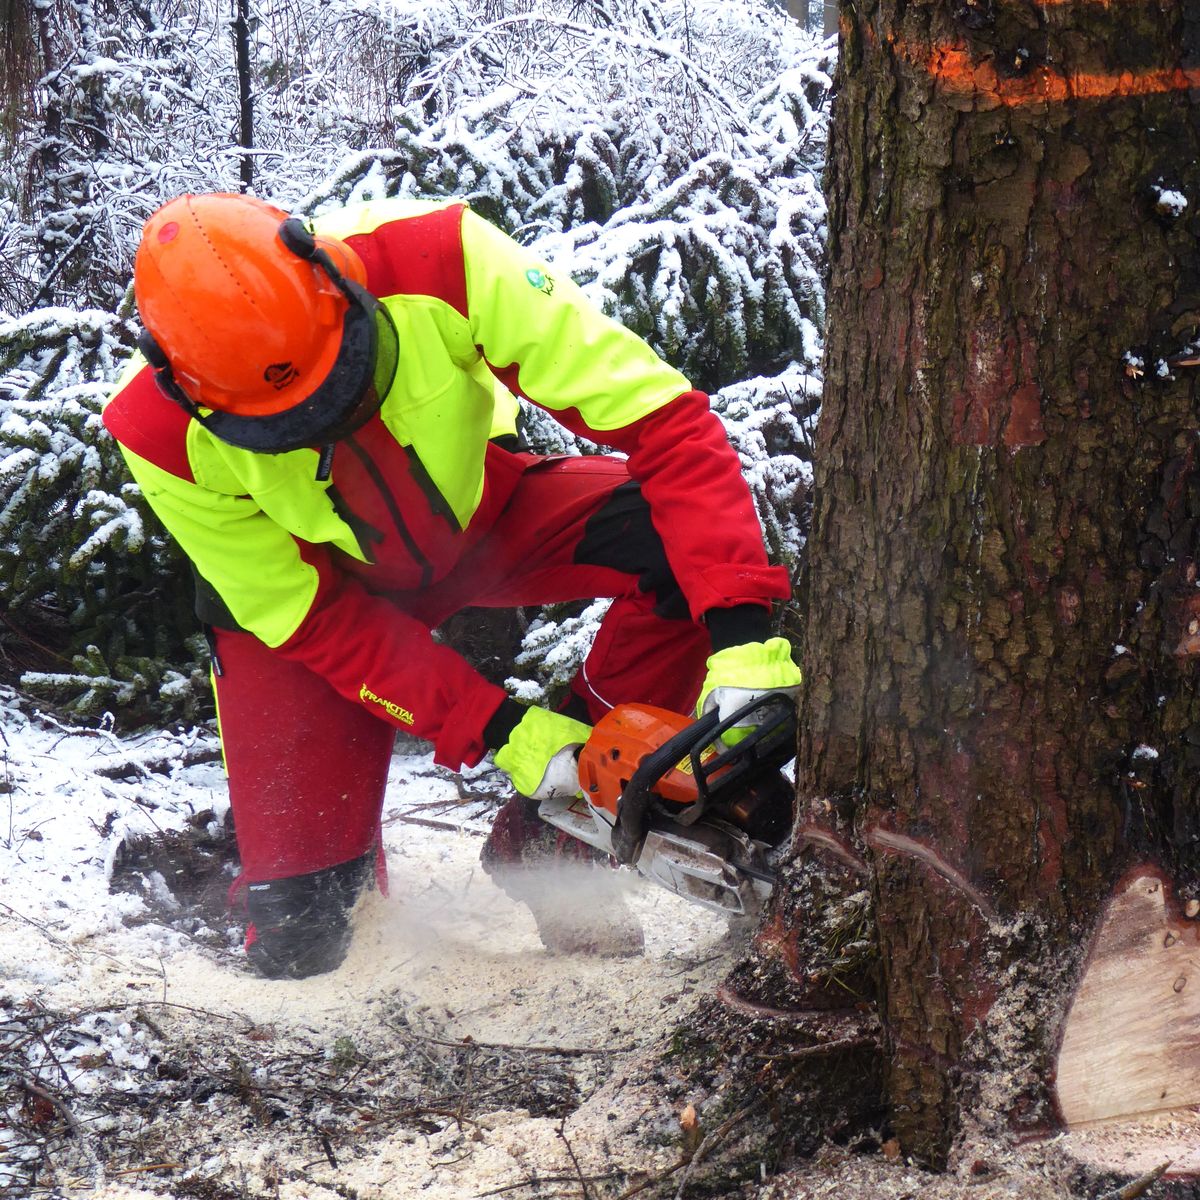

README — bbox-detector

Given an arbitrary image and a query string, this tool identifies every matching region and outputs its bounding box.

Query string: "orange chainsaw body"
[557,694,797,912]
[578,703,722,819]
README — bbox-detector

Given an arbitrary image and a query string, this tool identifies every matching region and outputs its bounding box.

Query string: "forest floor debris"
[0,688,739,1196]
[2,690,1193,1198]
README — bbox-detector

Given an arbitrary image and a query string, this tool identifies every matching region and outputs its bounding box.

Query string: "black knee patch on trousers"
[573,481,689,619]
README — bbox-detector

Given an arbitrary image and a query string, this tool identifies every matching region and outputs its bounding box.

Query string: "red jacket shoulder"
[103,364,195,483]
[345,204,468,318]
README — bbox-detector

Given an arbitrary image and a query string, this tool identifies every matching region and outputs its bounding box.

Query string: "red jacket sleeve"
[543,390,792,621]
[276,542,507,770]
[106,363,508,769]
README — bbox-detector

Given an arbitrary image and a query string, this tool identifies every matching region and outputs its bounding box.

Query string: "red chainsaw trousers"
[213,454,711,883]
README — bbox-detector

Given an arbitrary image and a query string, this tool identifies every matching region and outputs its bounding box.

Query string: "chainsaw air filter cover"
[578,704,707,821]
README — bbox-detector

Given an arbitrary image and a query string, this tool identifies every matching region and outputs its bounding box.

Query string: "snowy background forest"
[0,2,841,1196]
[0,0,831,725]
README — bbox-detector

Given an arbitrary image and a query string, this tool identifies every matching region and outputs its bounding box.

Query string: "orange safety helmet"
[134,193,398,453]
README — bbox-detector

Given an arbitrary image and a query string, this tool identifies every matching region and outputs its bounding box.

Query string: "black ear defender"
[278,216,318,260]
[137,326,202,418]
[278,217,358,304]
[137,327,169,370]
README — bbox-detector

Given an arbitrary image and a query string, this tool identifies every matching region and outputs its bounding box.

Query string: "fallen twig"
[613,1159,688,1200]
[319,1131,338,1169]
[395,1026,631,1057]
[748,1034,877,1062]
[389,813,489,836]
[557,1117,591,1200]
[86,1000,238,1024]
[134,1007,166,1040]
[0,899,79,954]
[476,1173,625,1198]
[616,1059,815,1200]
[1097,1161,1172,1200]
[666,953,726,978]
[392,797,484,816]
[19,1079,101,1165]
[92,743,222,779]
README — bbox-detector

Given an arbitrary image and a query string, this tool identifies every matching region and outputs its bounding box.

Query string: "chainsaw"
[535,693,797,918]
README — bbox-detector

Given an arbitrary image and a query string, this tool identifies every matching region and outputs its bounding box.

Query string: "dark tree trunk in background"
[28,1,68,303]
[233,0,254,190]
[76,4,109,158]
[724,0,1200,1170]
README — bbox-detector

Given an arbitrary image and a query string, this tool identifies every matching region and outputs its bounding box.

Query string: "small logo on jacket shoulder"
[524,267,555,295]
[360,683,415,726]
[264,361,299,389]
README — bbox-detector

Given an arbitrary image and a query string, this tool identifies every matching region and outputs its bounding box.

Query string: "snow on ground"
[0,686,738,1197]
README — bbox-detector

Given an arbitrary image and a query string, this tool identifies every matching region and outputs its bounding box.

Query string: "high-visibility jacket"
[103,199,790,769]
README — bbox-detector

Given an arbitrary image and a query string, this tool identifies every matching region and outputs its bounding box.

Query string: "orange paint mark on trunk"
[853,20,1199,107]
[854,18,1200,105]
[927,45,1200,106]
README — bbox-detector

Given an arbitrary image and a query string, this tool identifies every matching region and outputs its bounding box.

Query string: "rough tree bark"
[722,0,1200,1172]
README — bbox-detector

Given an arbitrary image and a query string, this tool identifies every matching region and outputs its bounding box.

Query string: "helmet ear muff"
[137,327,170,370]
[278,216,318,261]
[279,217,368,291]
[138,326,204,418]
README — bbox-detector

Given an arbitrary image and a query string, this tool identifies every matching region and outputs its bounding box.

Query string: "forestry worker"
[102,193,801,979]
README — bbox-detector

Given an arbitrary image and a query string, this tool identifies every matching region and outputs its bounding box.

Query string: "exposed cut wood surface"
[1056,869,1200,1128]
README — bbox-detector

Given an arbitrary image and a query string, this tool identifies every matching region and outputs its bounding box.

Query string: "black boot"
[244,852,373,980]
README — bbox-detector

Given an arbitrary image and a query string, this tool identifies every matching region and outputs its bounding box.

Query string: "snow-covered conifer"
[0,0,831,721]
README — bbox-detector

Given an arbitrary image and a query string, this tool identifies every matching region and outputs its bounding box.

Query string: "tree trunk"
[728,0,1200,1169]
[232,0,254,191]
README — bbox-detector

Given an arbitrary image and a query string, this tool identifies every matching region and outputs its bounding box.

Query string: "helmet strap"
[138,327,208,421]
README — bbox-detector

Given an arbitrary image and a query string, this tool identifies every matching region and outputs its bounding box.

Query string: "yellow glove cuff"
[493,706,592,798]
[696,636,802,718]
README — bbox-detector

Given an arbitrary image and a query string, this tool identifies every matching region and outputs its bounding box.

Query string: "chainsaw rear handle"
[610,692,797,865]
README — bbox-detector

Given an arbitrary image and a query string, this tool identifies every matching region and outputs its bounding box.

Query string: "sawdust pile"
[2,789,742,1198]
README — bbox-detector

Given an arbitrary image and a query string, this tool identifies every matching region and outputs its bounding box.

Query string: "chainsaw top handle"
[610,693,797,865]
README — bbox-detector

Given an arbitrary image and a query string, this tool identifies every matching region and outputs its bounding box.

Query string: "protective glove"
[696,637,802,744]
[493,706,593,801]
